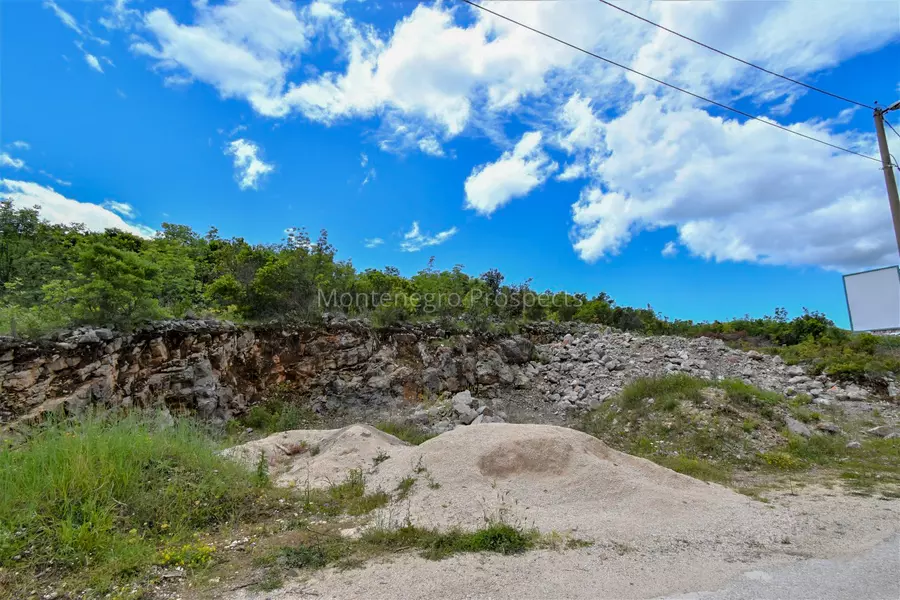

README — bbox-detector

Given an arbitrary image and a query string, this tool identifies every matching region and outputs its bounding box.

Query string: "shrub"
[375,422,436,445]
[618,373,706,409]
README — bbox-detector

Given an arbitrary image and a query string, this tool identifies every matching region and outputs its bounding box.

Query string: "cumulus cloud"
[464,131,557,216]
[400,221,458,252]
[8,141,30,151]
[225,139,274,190]
[569,96,897,270]
[134,0,311,115]
[363,237,384,248]
[133,1,643,149]
[0,153,26,170]
[557,163,585,182]
[127,0,900,270]
[0,180,154,237]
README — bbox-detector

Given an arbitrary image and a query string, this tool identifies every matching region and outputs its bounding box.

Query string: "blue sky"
[1,0,899,328]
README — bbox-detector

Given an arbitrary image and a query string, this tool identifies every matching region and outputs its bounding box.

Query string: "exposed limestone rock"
[0,320,884,428]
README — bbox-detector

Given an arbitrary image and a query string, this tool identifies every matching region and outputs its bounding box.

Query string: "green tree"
[47,241,164,328]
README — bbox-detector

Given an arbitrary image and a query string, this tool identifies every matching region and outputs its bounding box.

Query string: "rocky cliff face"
[0,319,539,425]
[0,319,880,428]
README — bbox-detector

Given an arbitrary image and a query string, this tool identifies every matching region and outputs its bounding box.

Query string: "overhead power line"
[885,117,900,141]
[461,0,883,164]
[595,0,875,111]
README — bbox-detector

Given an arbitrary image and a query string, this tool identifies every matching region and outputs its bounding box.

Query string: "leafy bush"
[240,396,319,435]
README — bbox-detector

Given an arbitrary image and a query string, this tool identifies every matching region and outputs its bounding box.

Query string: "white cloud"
[44,0,82,35]
[627,1,900,103]
[662,241,678,258]
[557,163,585,182]
[464,131,557,216]
[164,74,194,88]
[134,0,311,116]
[360,153,368,167]
[0,180,153,237]
[225,138,274,190]
[75,41,104,73]
[100,0,140,31]
[400,221,458,252]
[39,170,72,187]
[363,237,384,248]
[84,52,104,73]
[134,1,644,149]
[0,153,26,170]
[361,168,376,187]
[556,93,603,153]
[570,96,898,270]
[127,0,900,270]
[103,200,136,218]
[8,141,30,151]
[417,137,444,157]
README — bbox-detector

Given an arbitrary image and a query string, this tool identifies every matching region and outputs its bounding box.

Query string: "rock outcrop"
[0,319,534,425]
[0,319,885,428]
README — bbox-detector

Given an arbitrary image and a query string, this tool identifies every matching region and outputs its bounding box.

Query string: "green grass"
[653,456,732,484]
[360,523,535,560]
[0,411,281,597]
[395,476,417,500]
[254,522,541,590]
[581,375,754,478]
[619,373,707,409]
[375,421,437,445]
[301,469,390,517]
[581,374,900,494]
[237,397,320,436]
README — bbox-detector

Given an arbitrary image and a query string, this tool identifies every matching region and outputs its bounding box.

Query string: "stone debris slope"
[528,331,869,413]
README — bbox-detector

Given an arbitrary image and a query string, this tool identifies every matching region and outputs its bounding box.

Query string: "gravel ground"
[226,424,900,600]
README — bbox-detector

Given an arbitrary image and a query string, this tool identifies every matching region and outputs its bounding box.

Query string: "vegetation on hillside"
[3,202,899,382]
[582,375,900,496]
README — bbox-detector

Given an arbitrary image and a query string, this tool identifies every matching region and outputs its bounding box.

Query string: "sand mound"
[223,424,408,487]
[367,424,766,545]
[227,423,777,548]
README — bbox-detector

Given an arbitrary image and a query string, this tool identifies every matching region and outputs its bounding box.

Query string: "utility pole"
[874,100,900,256]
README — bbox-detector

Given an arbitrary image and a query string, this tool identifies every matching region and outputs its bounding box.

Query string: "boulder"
[785,417,812,438]
[497,336,535,365]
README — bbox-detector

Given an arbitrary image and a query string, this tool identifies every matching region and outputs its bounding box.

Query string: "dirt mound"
[366,424,766,545]
[226,423,780,549]
[223,424,408,487]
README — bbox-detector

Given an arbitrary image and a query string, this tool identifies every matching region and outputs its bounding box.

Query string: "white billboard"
[843,266,900,332]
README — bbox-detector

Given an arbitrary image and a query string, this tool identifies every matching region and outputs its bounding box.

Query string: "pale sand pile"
[229,423,769,548]
[367,424,768,548]
[223,424,407,488]
[225,424,900,600]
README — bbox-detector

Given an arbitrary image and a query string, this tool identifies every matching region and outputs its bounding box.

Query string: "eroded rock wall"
[0,319,882,428]
[0,320,535,425]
